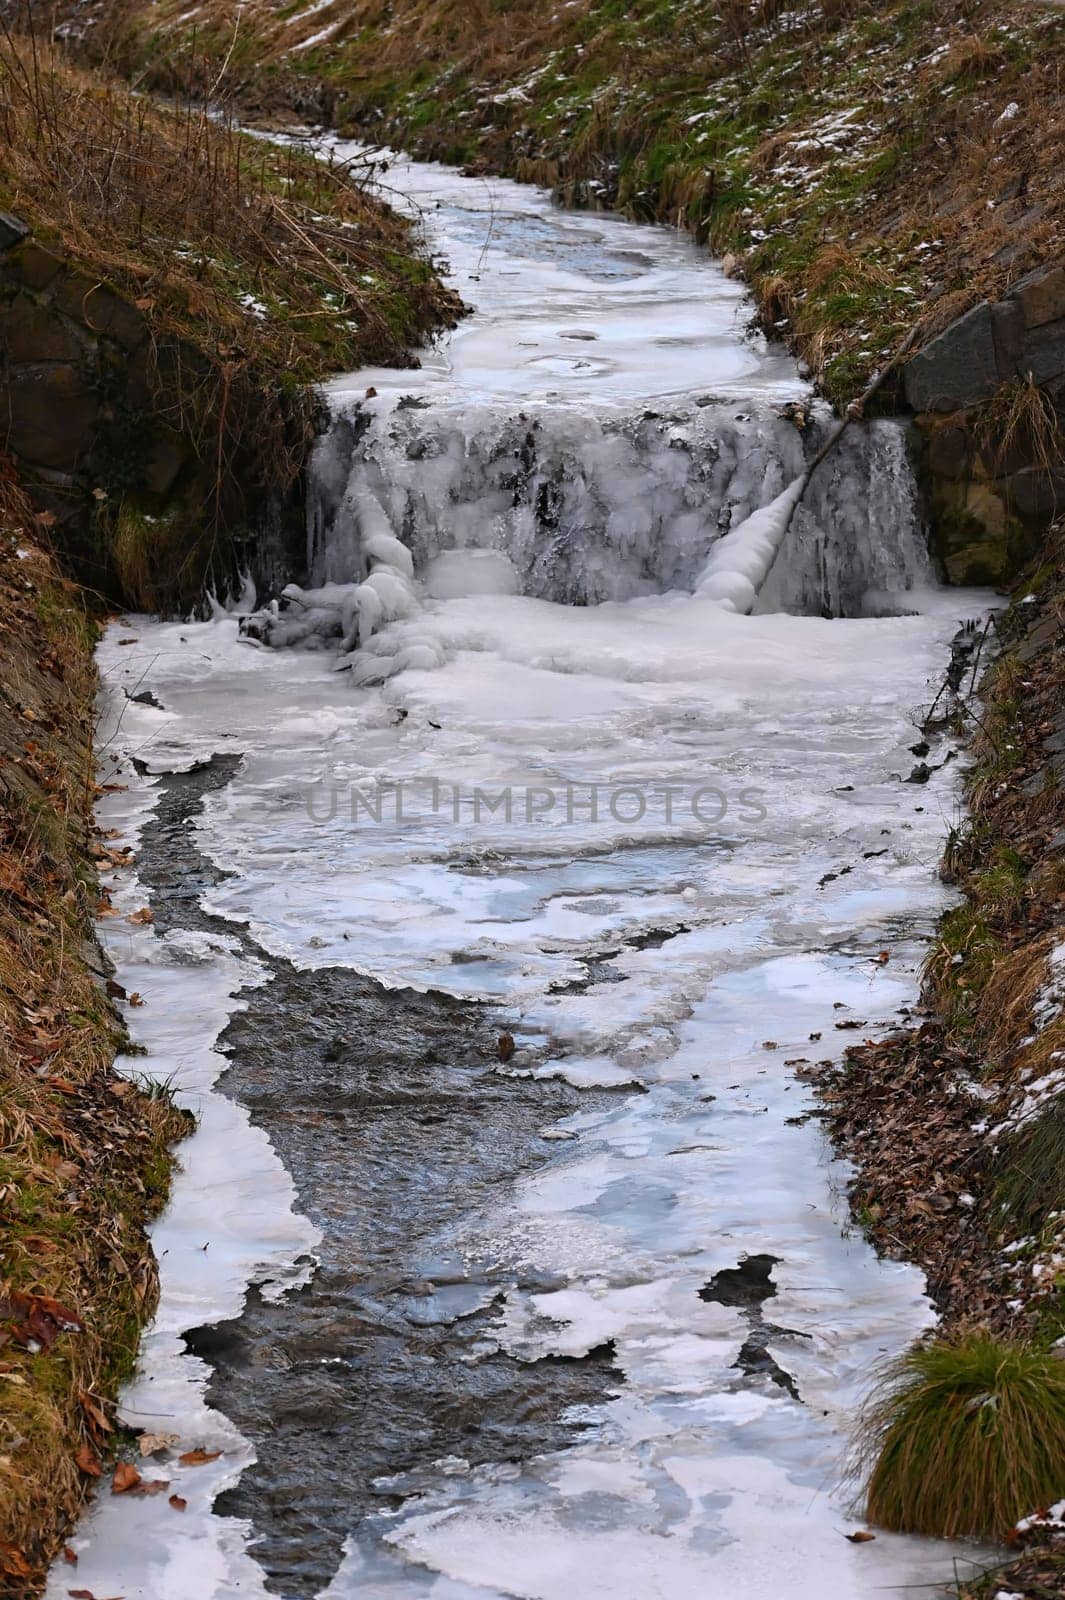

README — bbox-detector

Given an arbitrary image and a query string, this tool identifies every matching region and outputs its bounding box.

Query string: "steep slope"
[78,0,1065,403]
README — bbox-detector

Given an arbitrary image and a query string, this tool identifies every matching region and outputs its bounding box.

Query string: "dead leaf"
[177,1448,221,1467]
[111,1461,141,1495]
[497,1032,515,1063]
[63,1547,78,1565]
[138,1431,179,1457]
[127,907,153,925]
[127,992,145,1007]
[168,1494,187,1512]
[79,1390,114,1433]
[136,1479,170,1497]
[844,1530,876,1543]
[2,1291,85,1352]
[0,1543,33,1579]
[75,1443,102,1476]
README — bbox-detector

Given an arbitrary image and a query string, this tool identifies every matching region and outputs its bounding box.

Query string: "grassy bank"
[76,0,1065,406]
[0,28,461,610]
[816,531,1065,1581]
[0,453,192,1594]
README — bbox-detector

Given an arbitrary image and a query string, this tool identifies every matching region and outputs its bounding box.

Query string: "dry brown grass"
[58,0,1060,402]
[976,375,1065,479]
[0,22,460,607]
[0,452,193,1593]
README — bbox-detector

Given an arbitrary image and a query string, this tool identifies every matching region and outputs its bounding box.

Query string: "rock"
[8,240,63,291]
[927,423,970,479]
[124,345,155,412]
[1007,466,1065,522]
[1018,316,1065,386]
[904,303,1000,411]
[141,431,188,497]
[1007,263,1065,330]
[943,538,1012,586]
[0,295,84,363]
[977,416,1039,478]
[0,365,97,470]
[54,275,146,349]
[964,480,1012,539]
[0,211,29,252]
[990,298,1024,373]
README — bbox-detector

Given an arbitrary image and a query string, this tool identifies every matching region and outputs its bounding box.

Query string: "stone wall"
[904,264,1065,585]
[0,209,198,563]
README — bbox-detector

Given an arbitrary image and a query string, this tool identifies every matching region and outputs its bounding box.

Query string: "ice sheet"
[324,143,806,409]
[64,569,989,1597]
[52,146,995,1600]
[45,696,319,1600]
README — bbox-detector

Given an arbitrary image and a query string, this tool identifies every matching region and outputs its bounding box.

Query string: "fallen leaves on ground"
[138,1431,179,1456]
[74,1443,102,1476]
[0,1542,34,1580]
[79,1390,114,1434]
[0,1290,84,1351]
[110,1461,141,1495]
[177,1447,221,1466]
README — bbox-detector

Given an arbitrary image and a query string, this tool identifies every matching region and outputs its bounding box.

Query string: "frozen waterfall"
[242,393,933,667]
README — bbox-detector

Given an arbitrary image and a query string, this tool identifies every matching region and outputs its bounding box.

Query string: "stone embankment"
[907,262,1065,584]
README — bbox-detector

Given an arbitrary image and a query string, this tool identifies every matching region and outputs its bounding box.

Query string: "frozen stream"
[53,155,992,1598]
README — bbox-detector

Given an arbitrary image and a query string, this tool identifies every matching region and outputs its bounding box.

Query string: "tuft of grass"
[995,1094,1065,1234]
[862,1333,1065,1539]
[976,376,1064,481]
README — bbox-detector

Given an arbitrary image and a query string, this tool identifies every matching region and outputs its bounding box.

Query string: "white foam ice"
[45,673,318,1600]
[64,568,991,1597]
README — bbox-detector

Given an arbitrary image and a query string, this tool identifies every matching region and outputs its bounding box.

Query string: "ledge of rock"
[907,261,1065,586]
[905,264,1065,413]
[0,213,207,598]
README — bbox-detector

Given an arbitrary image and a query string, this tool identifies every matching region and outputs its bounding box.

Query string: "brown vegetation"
[0,22,461,608]
[55,0,1065,404]
[0,452,192,1594]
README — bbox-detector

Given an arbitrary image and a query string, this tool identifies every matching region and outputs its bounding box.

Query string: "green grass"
[862,1333,1065,1538]
[995,1098,1065,1234]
